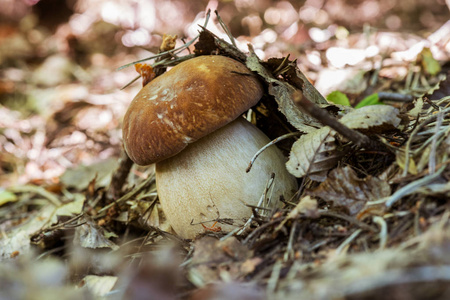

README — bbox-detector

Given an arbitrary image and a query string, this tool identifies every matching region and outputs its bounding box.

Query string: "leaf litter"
[1,4,450,300]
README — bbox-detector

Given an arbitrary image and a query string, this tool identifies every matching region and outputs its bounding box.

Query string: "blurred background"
[0,0,449,186]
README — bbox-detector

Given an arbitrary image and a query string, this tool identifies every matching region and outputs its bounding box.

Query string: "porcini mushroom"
[123,55,297,239]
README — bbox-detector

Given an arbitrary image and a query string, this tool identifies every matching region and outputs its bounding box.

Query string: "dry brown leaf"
[340,105,401,133]
[73,218,119,250]
[286,127,344,181]
[286,105,400,181]
[311,166,391,215]
[245,52,321,133]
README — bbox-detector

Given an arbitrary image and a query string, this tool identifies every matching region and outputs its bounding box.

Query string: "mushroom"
[123,55,297,239]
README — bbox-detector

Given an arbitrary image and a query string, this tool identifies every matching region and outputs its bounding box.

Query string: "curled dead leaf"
[245,52,321,133]
[73,217,119,250]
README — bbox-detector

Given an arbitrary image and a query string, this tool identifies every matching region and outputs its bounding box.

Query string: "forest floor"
[1,1,450,299]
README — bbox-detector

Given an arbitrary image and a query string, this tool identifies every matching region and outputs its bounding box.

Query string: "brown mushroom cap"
[122,55,263,165]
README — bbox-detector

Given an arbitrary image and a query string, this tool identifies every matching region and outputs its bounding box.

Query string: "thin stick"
[99,175,155,215]
[31,213,84,244]
[120,75,141,90]
[237,174,275,235]
[378,92,414,102]
[292,90,386,151]
[272,55,291,76]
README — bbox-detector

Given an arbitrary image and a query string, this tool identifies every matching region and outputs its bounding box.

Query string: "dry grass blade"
[402,105,450,176]
[118,10,212,71]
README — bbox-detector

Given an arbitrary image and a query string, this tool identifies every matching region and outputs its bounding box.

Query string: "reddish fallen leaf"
[135,63,156,86]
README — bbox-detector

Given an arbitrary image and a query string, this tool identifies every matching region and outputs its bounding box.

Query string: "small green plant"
[327,91,384,108]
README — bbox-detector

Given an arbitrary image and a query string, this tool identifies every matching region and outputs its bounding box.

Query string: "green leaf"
[327,91,351,106]
[0,190,18,206]
[419,47,441,76]
[355,93,383,108]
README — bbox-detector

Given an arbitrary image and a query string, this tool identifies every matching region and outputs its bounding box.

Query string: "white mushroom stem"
[155,117,298,239]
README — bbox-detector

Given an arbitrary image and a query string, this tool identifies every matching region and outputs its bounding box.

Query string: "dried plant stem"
[30,213,85,244]
[118,40,197,71]
[284,220,298,261]
[384,165,445,208]
[100,174,155,215]
[237,174,275,235]
[119,9,211,89]
[246,132,300,172]
[243,217,284,245]
[120,75,141,90]
[373,216,388,250]
[219,227,241,241]
[118,10,212,71]
[336,229,362,255]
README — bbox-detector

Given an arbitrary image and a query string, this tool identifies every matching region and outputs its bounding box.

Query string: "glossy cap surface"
[123,55,263,165]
